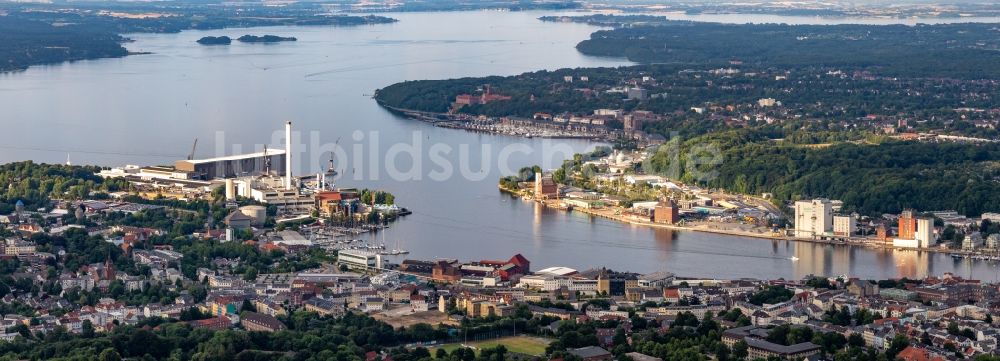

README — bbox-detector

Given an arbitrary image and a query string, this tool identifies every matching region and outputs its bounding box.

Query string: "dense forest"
[644,130,1000,216]
[575,20,1000,79]
[0,17,129,72]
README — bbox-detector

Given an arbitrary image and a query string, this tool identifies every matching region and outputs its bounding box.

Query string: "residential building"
[723,326,820,360]
[987,234,1000,249]
[241,312,286,332]
[896,346,947,361]
[637,271,674,289]
[964,232,984,250]
[744,338,821,360]
[464,300,514,318]
[567,346,613,361]
[624,353,661,361]
[626,88,648,101]
[758,98,778,107]
[833,215,856,236]
[848,280,879,297]
[304,298,344,316]
[189,316,231,331]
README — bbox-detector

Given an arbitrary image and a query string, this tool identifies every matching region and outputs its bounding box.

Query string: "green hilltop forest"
[643,130,1000,216]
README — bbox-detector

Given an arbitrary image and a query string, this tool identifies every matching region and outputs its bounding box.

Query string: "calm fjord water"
[1,11,997,280]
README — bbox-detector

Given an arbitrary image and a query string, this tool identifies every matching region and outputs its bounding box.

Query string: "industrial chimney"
[285,121,293,190]
[225,179,235,201]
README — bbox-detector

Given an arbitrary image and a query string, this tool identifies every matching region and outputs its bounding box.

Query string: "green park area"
[431,336,551,357]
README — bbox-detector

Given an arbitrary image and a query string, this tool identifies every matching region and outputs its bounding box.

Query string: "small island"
[196,36,231,45]
[237,35,297,43]
[196,35,296,46]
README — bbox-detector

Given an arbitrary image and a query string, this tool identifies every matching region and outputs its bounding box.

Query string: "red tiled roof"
[897,346,946,361]
[509,254,530,267]
[317,191,343,202]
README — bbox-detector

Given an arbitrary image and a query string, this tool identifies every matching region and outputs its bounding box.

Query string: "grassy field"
[430,336,551,357]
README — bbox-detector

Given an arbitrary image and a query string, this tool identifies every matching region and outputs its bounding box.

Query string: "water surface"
[1,11,997,281]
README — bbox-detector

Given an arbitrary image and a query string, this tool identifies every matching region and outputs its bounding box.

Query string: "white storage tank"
[239,205,267,227]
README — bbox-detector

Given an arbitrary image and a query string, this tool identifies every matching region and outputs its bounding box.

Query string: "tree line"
[576,20,1000,80]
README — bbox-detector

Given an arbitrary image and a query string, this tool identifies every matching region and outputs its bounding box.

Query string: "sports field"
[430,336,551,357]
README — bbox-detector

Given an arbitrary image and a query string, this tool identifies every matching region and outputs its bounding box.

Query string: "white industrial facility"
[793,199,833,238]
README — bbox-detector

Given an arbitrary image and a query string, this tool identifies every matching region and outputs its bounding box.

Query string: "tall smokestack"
[285,121,293,190]
[225,179,235,201]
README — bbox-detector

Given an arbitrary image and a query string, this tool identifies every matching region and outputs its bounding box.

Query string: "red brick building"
[432,261,461,282]
[189,316,231,331]
[898,210,917,240]
[654,200,679,224]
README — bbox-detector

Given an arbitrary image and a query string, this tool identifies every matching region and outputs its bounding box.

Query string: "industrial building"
[338,250,383,271]
[898,210,918,240]
[654,200,680,224]
[175,150,286,180]
[793,199,833,238]
[211,122,311,215]
[231,176,314,214]
[534,172,558,199]
[892,212,936,248]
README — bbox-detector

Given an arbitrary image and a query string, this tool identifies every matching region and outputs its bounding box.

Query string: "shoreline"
[376,104,623,142]
[379,102,993,260]
[499,185,987,258]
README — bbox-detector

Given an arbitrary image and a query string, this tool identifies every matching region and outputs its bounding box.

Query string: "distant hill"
[575,20,1000,79]
[0,17,128,72]
[0,1,397,71]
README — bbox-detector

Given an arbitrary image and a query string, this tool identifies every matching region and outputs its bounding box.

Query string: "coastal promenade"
[376,105,621,141]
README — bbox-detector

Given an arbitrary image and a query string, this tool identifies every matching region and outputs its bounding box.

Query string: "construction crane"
[327,136,341,173]
[187,138,198,160]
